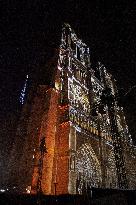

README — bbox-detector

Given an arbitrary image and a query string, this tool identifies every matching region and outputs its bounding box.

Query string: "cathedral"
[8,24,136,195]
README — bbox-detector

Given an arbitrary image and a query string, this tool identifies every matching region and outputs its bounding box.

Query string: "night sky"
[0,0,136,174]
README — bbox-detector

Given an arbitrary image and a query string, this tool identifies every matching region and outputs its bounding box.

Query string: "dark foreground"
[0,188,136,205]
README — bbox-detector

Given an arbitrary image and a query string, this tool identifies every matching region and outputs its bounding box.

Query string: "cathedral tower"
[8,24,136,194]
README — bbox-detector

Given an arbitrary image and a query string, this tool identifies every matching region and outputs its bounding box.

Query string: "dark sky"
[0,0,136,155]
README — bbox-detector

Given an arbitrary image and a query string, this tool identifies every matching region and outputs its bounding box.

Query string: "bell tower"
[8,24,136,195]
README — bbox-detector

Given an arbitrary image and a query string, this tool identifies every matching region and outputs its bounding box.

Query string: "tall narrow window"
[77,46,80,61]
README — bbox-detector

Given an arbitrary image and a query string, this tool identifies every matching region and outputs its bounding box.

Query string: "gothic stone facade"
[8,24,136,194]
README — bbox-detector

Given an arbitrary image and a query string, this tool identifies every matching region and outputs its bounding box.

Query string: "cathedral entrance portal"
[76,143,102,194]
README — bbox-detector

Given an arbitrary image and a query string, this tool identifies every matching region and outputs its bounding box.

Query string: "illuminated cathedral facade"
[8,24,136,194]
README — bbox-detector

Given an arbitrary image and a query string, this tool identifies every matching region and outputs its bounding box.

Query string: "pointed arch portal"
[76,143,102,194]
